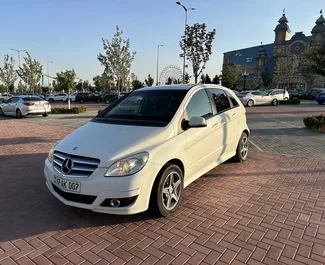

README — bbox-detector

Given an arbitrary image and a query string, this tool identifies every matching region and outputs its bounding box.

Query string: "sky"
[1,0,324,86]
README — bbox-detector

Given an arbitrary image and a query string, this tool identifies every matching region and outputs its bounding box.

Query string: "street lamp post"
[10,48,27,90]
[156,45,163,86]
[242,71,249,91]
[176,1,195,84]
[47,61,53,87]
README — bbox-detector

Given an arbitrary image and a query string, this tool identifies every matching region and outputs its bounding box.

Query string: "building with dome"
[223,10,325,90]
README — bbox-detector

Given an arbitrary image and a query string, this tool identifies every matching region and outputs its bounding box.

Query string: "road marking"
[249,139,263,151]
[262,115,301,128]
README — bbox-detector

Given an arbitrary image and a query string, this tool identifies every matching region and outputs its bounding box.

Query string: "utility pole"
[156,45,163,86]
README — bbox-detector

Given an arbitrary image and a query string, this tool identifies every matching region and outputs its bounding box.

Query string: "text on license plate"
[53,176,81,192]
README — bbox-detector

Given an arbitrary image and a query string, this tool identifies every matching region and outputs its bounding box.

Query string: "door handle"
[212,122,219,128]
[232,113,237,117]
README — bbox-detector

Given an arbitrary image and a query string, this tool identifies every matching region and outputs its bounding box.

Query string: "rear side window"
[22,97,43,102]
[225,91,239,107]
[207,88,231,113]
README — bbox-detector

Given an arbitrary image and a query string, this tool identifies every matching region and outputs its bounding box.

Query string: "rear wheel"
[284,97,289,101]
[247,100,254,107]
[42,113,48,117]
[0,108,4,117]
[49,98,54,103]
[16,109,23,119]
[79,99,84,103]
[150,164,183,217]
[233,132,249,162]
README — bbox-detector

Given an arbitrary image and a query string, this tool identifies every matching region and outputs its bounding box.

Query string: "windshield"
[95,89,188,126]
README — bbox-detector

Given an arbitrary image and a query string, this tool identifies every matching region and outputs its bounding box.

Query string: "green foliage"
[51,106,87,114]
[275,55,299,87]
[279,99,300,105]
[166,77,173,85]
[261,70,273,87]
[180,23,216,83]
[98,25,136,90]
[184,72,191,84]
[76,80,83,91]
[83,80,91,90]
[0,84,6,93]
[303,115,325,133]
[17,52,42,92]
[201,74,212,84]
[132,79,143,90]
[212,74,220,85]
[144,74,154,86]
[41,86,50,93]
[304,46,325,77]
[56,69,76,93]
[93,75,107,91]
[0,55,18,89]
[221,64,241,89]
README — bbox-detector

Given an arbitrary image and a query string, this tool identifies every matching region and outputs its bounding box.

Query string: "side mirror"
[188,116,207,128]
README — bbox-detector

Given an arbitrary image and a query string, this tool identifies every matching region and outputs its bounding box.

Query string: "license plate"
[35,103,43,107]
[53,175,81,193]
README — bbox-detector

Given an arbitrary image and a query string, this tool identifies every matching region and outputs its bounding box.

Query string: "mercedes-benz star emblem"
[73,146,78,150]
[61,158,73,174]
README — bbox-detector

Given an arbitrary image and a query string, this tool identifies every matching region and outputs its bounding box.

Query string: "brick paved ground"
[1,103,325,264]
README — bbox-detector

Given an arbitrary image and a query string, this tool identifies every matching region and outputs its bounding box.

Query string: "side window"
[207,88,231,113]
[6,98,14,103]
[252,92,260,95]
[226,91,239,107]
[186,89,212,119]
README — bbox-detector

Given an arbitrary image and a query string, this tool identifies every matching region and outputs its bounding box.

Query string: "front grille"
[53,151,100,178]
[52,184,96,204]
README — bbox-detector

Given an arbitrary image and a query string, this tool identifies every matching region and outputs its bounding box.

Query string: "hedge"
[51,106,87,114]
[303,115,325,133]
[279,99,301,105]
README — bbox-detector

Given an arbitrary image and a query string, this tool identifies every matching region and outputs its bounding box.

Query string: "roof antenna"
[283,8,285,15]
[321,9,323,15]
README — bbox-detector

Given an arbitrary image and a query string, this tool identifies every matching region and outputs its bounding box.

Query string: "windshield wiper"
[104,114,169,121]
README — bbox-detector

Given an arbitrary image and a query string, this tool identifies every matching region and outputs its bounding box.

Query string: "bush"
[51,106,87,114]
[303,115,325,133]
[279,99,301,105]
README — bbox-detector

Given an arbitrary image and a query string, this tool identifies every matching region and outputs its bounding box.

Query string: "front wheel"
[0,108,4,117]
[284,97,289,101]
[247,100,254,107]
[79,99,84,103]
[271,99,278,106]
[150,164,183,217]
[49,98,54,103]
[233,132,249,162]
[16,109,23,119]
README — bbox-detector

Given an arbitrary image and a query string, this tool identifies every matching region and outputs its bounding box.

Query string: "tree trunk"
[194,74,198,84]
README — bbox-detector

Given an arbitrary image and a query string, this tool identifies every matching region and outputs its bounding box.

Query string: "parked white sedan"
[0,96,51,118]
[237,91,278,107]
[45,84,250,217]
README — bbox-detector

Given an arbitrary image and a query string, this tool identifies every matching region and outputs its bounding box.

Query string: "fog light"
[110,199,121,207]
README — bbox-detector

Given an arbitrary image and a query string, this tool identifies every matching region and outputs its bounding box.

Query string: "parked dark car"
[102,94,119,104]
[316,92,325,104]
[75,93,102,103]
[307,88,325,100]
[287,89,299,99]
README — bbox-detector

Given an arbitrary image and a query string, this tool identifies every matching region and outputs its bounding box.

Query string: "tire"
[233,132,249,162]
[49,98,54,103]
[79,99,84,103]
[318,102,323,105]
[97,99,101,103]
[271,99,278,106]
[150,164,184,217]
[105,100,110,104]
[284,97,289,101]
[247,100,254,107]
[16,109,23,119]
[0,108,4,117]
[42,113,48,117]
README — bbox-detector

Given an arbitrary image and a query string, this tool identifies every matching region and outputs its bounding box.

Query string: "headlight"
[104,152,149,177]
[47,141,60,163]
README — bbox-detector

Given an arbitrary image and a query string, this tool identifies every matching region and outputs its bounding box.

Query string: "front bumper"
[44,159,161,215]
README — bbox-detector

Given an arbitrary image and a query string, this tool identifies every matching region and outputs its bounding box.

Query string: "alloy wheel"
[240,135,248,159]
[162,171,182,211]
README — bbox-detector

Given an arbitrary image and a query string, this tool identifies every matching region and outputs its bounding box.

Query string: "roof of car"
[137,84,196,91]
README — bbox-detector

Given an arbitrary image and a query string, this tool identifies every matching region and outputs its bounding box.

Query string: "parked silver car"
[0,96,51,118]
[237,91,278,107]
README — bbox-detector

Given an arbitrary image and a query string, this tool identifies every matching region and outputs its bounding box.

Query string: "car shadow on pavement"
[0,153,154,242]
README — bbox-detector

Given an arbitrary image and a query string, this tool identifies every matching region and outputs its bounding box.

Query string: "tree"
[201,74,212,84]
[132,80,143,90]
[93,75,107,91]
[56,69,76,93]
[83,80,91,91]
[212,74,220,85]
[221,64,241,89]
[304,46,325,78]
[144,74,154,87]
[0,55,18,93]
[98,25,136,91]
[275,55,298,88]
[184,72,191,84]
[0,84,6,93]
[76,80,83,91]
[261,70,273,88]
[180,23,216,83]
[166,77,173,85]
[17,52,42,94]
[41,86,50,93]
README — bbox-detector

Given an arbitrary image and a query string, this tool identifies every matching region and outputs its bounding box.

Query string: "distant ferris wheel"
[159,65,182,85]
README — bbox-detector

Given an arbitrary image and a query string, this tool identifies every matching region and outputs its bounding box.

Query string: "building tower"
[256,42,267,71]
[273,9,290,57]
[311,10,325,47]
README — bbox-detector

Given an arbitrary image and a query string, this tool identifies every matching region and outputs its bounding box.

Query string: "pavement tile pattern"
[1,117,325,264]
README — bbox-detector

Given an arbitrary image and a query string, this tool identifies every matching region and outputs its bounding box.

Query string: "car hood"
[55,121,175,167]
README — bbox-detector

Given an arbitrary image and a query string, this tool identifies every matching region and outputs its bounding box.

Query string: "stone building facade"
[223,10,325,90]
